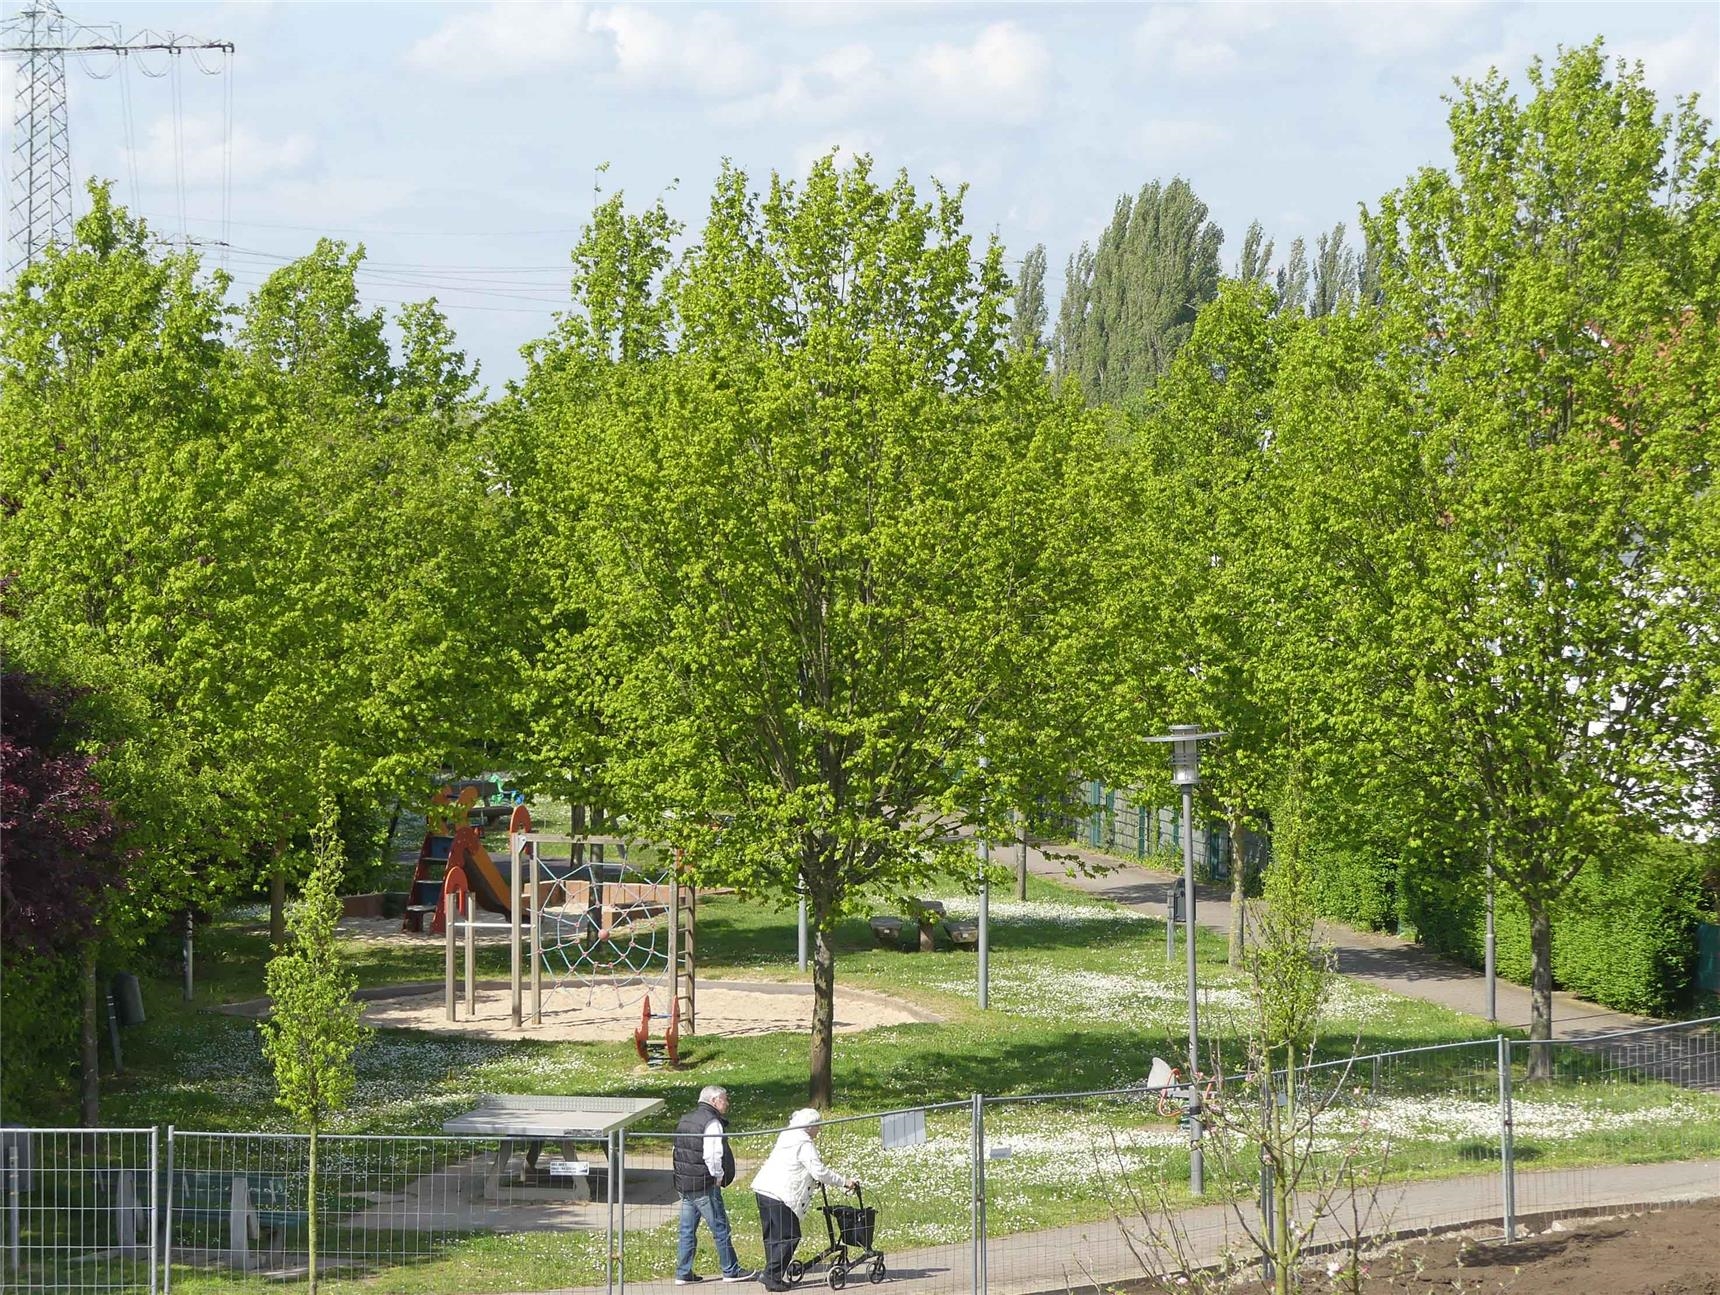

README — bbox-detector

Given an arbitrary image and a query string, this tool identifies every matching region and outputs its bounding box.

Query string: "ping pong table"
[442,1094,666,1200]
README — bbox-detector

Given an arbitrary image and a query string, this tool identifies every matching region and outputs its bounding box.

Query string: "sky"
[6,0,1718,388]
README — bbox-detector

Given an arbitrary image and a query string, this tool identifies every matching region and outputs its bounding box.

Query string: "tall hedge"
[1390,834,1712,1017]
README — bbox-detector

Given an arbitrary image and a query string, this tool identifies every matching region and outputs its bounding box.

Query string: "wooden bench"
[170,1170,302,1269]
[946,919,979,949]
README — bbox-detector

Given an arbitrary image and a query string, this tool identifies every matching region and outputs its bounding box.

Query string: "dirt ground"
[359,978,935,1040]
[1308,1200,1719,1293]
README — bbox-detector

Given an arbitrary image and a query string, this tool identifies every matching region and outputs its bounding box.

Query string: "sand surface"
[358,979,936,1041]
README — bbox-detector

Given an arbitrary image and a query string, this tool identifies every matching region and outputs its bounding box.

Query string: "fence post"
[149,1126,159,1295]
[971,1094,986,1295]
[1497,1034,1516,1242]
[617,1127,627,1295]
[6,1141,18,1277]
[605,1130,616,1295]
[163,1128,175,1295]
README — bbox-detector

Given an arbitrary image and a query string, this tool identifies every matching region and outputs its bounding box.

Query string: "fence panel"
[626,1103,973,1293]
[166,1131,611,1293]
[0,1127,156,1294]
[1506,1020,1720,1229]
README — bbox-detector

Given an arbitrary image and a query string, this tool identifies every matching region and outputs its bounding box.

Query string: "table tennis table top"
[442,1094,666,1139]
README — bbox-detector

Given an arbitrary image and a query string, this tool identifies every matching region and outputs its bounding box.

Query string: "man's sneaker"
[674,1276,705,1286]
[722,1272,757,1283]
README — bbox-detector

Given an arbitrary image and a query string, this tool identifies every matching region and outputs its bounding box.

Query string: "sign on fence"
[880,1108,926,1150]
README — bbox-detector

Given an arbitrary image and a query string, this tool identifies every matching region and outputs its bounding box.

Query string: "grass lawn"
[66,858,1718,1291]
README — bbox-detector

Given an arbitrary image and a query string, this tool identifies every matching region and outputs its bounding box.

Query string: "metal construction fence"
[4,1018,1718,1293]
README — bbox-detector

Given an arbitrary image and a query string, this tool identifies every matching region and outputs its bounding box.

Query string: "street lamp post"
[978,752,990,1010]
[1144,723,1224,1196]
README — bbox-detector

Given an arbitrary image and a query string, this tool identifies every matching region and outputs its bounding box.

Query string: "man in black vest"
[673,1085,751,1284]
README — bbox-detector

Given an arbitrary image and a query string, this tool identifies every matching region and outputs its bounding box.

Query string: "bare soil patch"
[1316,1200,1720,1293]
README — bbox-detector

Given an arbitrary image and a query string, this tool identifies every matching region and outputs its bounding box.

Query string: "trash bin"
[111,972,146,1028]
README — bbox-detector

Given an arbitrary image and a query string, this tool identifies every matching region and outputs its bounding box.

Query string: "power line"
[3,0,232,281]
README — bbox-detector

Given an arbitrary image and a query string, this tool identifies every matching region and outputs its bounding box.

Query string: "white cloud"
[1133,4,1275,78]
[1126,116,1232,163]
[131,114,314,188]
[587,6,765,98]
[1613,29,1720,107]
[1329,0,1489,60]
[405,1,601,80]
[722,42,887,125]
[909,21,1052,124]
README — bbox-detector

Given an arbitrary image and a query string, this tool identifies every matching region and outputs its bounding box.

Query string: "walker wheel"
[869,1257,886,1284]
[785,1258,805,1286]
[828,1260,848,1290]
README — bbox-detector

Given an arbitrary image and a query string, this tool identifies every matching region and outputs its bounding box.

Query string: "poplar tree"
[1052,177,1224,403]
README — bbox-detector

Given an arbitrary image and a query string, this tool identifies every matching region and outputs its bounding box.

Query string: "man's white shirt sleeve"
[704,1118,726,1180]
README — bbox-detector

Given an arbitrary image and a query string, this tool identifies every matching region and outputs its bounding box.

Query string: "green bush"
[1306,836,1400,932]
[0,950,81,1122]
[1398,834,1710,1016]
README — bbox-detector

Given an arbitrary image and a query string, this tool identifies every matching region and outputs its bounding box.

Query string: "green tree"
[1009,242,1048,360]
[1235,220,1275,283]
[0,186,246,939]
[513,157,1086,1106]
[259,812,365,1294]
[1297,45,1719,1068]
[1082,282,1304,963]
[1309,222,1355,317]
[1275,237,1309,313]
[1053,177,1224,403]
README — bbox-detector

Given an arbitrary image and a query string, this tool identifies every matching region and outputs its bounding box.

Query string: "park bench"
[170,1169,302,1269]
[869,900,948,951]
[945,919,979,949]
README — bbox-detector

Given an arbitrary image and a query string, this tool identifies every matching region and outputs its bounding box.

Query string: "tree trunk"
[1228,811,1247,966]
[1527,901,1554,1080]
[79,947,101,1126]
[1015,809,1028,901]
[270,866,287,945]
[308,1123,319,1294]
[808,921,836,1110]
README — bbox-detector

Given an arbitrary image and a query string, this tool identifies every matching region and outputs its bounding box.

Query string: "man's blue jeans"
[677,1186,743,1278]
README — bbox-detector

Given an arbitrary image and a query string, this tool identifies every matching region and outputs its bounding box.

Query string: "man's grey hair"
[699,1085,729,1106]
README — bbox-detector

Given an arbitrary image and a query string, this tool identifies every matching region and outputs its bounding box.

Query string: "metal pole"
[971,1094,986,1295]
[1498,1034,1516,1241]
[1166,878,1176,962]
[465,894,476,1015]
[605,1130,615,1295]
[148,1125,159,1295]
[1485,846,1498,1023]
[1016,808,1028,901]
[445,892,457,1021]
[510,835,523,1029]
[530,844,542,1026]
[617,1127,627,1295]
[1183,780,1203,1196]
[163,1128,174,1295]
[978,837,990,1010]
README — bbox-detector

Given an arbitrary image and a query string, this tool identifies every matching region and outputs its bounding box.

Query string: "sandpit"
[352,978,939,1041]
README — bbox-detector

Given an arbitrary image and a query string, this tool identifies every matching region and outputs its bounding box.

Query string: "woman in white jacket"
[750,1108,858,1291]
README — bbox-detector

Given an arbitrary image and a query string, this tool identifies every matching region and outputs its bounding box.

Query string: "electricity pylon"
[2,1,232,281]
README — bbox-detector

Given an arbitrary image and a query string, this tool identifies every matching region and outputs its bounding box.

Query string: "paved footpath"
[1019,839,1657,1039]
[553,1158,1720,1294]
